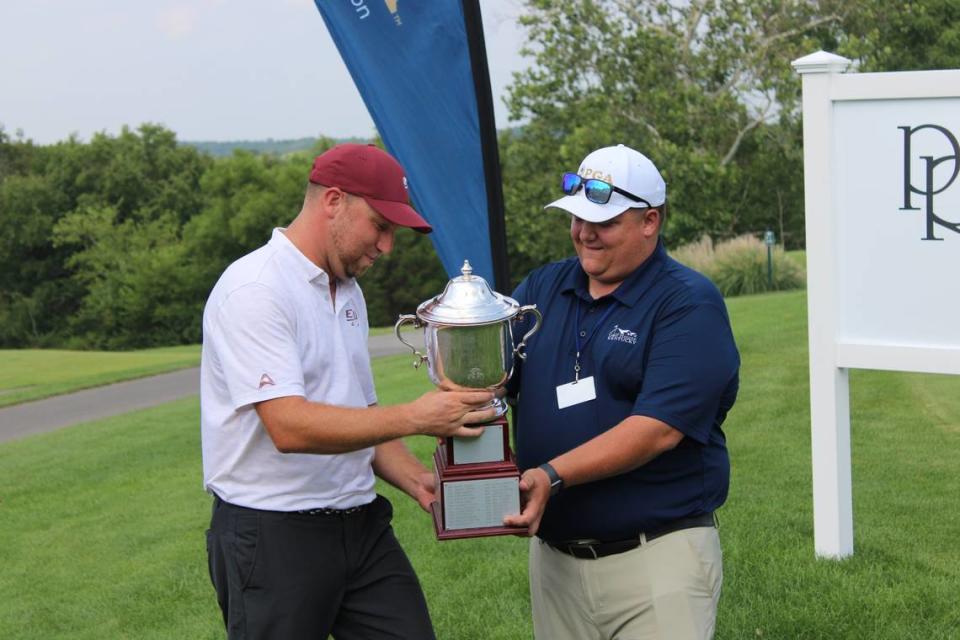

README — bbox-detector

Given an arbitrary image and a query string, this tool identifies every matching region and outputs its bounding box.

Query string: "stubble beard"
[330,221,369,280]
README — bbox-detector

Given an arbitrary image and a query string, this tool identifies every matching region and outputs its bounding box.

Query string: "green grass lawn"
[0,346,201,408]
[1,290,958,639]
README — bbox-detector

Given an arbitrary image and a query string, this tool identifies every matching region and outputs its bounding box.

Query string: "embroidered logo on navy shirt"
[607,325,638,344]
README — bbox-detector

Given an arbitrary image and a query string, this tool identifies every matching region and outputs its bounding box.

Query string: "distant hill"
[182,136,371,157]
[182,128,523,158]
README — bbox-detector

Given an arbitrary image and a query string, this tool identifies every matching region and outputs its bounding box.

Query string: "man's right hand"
[407,389,497,438]
[503,467,550,536]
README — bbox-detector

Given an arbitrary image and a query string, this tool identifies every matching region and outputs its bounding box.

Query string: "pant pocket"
[205,529,216,588]
[682,527,723,596]
[206,528,229,625]
[233,512,261,590]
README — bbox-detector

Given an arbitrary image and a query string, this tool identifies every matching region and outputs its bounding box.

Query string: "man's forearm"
[373,440,427,494]
[256,397,419,454]
[255,389,495,455]
[374,440,435,512]
[549,415,684,488]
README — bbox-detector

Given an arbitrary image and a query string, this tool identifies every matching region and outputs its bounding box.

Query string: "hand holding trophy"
[395,260,541,539]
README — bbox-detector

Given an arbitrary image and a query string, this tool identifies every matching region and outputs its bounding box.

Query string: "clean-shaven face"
[570,209,651,290]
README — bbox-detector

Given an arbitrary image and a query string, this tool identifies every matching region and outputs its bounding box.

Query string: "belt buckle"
[567,540,600,559]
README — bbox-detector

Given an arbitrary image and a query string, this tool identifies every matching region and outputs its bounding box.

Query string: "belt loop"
[638,531,648,546]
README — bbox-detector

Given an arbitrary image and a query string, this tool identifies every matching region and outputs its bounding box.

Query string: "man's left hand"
[503,467,551,536]
[412,471,437,513]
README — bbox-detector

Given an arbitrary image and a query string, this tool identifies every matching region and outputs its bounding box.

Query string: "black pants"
[206,495,435,640]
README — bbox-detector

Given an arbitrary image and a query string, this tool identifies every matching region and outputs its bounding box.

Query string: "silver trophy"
[394,260,542,538]
[394,260,542,415]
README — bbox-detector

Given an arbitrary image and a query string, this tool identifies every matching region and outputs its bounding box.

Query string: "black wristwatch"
[538,462,564,496]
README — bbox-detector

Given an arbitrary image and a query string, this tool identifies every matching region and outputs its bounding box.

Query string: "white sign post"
[792,51,960,558]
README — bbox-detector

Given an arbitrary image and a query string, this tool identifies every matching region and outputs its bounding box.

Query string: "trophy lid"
[416,260,520,325]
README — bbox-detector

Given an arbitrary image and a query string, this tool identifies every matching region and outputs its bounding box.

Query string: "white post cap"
[791,50,852,75]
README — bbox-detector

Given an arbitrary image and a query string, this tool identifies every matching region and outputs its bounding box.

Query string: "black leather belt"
[546,512,717,560]
[214,494,369,517]
[296,504,367,516]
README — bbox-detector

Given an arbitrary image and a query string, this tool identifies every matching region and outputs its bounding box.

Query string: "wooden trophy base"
[431,416,528,540]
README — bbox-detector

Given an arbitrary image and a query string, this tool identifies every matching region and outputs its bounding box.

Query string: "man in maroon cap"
[201,143,494,639]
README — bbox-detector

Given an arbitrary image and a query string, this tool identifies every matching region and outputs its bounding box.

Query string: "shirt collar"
[268,227,345,287]
[560,238,667,307]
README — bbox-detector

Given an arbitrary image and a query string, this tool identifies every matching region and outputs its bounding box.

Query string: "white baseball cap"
[544,144,666,223]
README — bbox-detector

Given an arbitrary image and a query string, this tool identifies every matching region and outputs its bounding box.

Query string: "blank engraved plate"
[442,477,521,530]
[451,424,505,464]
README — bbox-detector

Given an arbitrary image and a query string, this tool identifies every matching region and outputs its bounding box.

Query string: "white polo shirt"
[200,228,377,511]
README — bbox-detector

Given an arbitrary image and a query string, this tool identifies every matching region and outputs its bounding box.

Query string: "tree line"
[0,126,454,348]
[1,0,956,349]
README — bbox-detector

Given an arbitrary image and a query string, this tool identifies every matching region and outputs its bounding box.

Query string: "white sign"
[793,51,960,559]
[833,101,960,350]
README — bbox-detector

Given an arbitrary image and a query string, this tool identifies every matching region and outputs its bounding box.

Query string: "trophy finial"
[460,260,473,278]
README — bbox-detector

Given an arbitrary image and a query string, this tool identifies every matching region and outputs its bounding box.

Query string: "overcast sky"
[0,0,530,144]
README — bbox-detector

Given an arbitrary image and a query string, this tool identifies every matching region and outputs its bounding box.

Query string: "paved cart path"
[0,333,414,444]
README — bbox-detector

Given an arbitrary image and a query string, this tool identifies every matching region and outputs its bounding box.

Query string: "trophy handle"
[395,314,428,369]
[513,305,542,361]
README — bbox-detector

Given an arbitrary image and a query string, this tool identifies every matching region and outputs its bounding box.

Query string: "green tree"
[839,0,960,72]
[500,0,960,272]
[0,126,39,181]
[181,149,317,307]
[500,0,852,270]
[0,125,210,347]
[52,206,197,348]
[0,170,77,344]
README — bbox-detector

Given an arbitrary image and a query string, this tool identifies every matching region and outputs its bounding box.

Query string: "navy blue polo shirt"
[509,240,740,542]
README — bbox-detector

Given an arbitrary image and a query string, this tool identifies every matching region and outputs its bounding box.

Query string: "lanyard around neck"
[572,297,618,382]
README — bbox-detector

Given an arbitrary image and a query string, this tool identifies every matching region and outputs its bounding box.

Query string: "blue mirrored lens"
[584,179,612,204]
[561,173,582,195]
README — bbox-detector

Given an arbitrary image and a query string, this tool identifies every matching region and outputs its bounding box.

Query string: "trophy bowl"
[395,260,541,416]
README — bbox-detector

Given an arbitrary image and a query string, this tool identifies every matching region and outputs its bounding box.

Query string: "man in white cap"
[504,144,740,639]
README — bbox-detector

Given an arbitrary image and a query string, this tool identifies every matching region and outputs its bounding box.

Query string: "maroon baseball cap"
[309,143,432,234]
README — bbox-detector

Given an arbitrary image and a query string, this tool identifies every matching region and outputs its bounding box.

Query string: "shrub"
[670,234,805,297]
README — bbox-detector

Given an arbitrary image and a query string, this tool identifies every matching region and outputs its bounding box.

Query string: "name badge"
[556,376,596,409]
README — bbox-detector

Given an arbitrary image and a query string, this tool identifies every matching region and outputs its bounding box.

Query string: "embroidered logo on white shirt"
[344,305,360,327]
[258,373,276,389]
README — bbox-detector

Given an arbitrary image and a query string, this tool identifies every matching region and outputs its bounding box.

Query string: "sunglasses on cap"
[561,172,653,208]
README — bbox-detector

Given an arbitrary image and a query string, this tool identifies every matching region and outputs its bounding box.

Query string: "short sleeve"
[208,283,306,409]
[631,299,739,444]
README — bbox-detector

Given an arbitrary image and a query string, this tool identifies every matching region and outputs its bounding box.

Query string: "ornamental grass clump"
[670,234,805,297]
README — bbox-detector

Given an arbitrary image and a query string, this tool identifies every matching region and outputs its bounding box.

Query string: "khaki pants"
[529,526,722,640]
